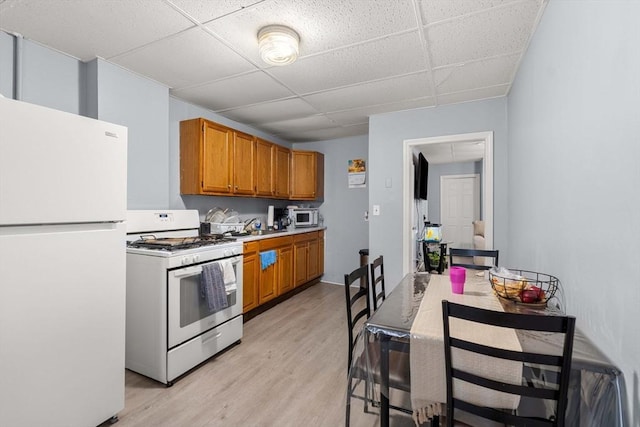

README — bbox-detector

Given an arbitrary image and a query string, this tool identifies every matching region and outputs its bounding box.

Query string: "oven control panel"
[173,244,242,268]
[126,209,200,234]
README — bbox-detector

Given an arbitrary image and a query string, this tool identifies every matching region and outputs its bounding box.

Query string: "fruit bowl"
[489,268,558,306]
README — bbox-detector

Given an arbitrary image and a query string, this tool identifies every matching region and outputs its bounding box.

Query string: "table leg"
[380,335,390,427]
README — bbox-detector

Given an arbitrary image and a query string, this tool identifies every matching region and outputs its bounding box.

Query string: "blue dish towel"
[200,262,228,312]
[260,250,277,270]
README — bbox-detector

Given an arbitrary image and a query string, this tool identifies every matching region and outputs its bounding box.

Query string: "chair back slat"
[344,265,370,373]
[449,248,499,270]
[370,255,386,311]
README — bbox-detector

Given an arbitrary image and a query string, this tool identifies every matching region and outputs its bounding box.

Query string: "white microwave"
[288,208,319,228]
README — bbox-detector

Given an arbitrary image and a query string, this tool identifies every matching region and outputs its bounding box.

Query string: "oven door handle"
[172,266,203,278]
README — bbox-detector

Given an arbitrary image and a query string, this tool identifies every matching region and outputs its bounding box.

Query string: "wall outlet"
[372,205,380,216]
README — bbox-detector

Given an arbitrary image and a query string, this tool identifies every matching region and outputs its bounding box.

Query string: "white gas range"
[125,210,243,385]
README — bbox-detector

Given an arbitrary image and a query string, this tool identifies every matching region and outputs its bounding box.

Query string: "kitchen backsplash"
[182,195,321,225]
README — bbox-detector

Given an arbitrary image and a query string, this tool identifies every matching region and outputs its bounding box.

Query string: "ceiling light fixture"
[258,25,300,66]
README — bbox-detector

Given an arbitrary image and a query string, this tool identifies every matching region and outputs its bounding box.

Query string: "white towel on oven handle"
[221,260,236,285]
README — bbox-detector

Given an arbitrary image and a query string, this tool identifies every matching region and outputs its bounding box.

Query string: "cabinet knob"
[227,184,231,189]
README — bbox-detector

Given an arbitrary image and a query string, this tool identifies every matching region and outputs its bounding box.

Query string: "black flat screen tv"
[414,152,429,200]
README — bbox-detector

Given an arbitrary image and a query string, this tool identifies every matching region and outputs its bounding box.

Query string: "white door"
[440,174,480,247]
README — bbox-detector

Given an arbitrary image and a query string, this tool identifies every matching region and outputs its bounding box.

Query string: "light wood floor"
[107,282,415,427]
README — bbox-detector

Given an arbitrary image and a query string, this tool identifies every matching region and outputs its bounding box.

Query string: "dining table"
[355,271,628,427]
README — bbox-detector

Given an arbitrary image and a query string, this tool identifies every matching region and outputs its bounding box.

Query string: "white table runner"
[409,273,523,424]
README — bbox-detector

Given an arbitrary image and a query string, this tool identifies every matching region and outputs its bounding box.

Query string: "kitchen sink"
[252,229,287,235]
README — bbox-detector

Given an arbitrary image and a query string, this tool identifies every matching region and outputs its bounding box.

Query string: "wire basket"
[489,268,559,306]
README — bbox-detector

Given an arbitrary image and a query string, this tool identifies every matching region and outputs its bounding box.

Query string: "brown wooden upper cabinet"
[290,150,324,201]
[232,130,256,195]
[255,138,291,199]
[274,145,291,198]
[180,117,321,200]
[255,138,274,197]
[180,118,255,196]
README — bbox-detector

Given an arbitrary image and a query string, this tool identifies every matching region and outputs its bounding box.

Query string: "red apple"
[529,285,545,300]
[520,289,540,303]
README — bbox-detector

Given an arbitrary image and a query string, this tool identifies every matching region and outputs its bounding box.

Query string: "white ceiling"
[0,0,547,142]
[420,140,485,164]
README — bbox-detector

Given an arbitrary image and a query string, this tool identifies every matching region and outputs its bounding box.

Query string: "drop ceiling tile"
[421,142,484,164]
[278,123,370,142]
[427,0,541,67]
[327,97,436,126]
[437,84,509,105]
[434,54,519,94]
[303,72,433,112]
[112,27,255,88]
[419,0,521,24]
[219,98,320,125]
[0,0,193,60]
[172,71,295,110]
[205,0,418,64]
[267,31,426,94]
[259,114,337,135]
[168,0,263,23]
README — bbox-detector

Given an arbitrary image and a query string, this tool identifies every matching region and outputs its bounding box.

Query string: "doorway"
[402,132,494,276]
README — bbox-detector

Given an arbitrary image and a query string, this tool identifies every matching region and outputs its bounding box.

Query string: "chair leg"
[345,374,352,427]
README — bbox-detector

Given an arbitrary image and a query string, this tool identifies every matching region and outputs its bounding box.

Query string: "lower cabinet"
[293,231,324,287]
[242,241,260,313]
[257,236,293,305]
[243,230,323,314]
[318,230,325,277]
[278,245,294,294]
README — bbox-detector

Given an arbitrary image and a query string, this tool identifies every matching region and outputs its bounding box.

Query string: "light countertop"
[232,226,326,243]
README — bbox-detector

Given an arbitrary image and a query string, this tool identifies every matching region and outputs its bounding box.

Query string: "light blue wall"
[294,136,369,284]
[20,39,81,114]
[0,34,81,113]
[87,59,170,210]
[369,98,508,291]
[0,32,13,98]
[507,1,639,421]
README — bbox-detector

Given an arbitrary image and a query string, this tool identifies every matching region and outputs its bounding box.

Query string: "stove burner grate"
[127,234,237,251]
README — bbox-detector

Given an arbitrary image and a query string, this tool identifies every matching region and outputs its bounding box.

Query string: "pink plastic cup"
[449,266,466,294]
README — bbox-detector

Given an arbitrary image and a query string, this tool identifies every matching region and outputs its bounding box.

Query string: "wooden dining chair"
[441,300,576,427]
[449,248,499,270]
[370,255,386,311]
[344,265,412,426]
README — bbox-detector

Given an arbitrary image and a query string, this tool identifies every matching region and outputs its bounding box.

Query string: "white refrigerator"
[0,97,128,426]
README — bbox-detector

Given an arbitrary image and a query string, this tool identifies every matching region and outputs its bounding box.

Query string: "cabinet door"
[202,121,232,193]
[243,250,259,313]
[290,150,316,199]
[274,146,290,198]
[255,138,274,197]
[308,238,319,280]
[318,232,325,276]
[233,131,255,195]
[278,245,294,294]
[259,260,278,304]
[293,241,308,287]
[315,152,324,200]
